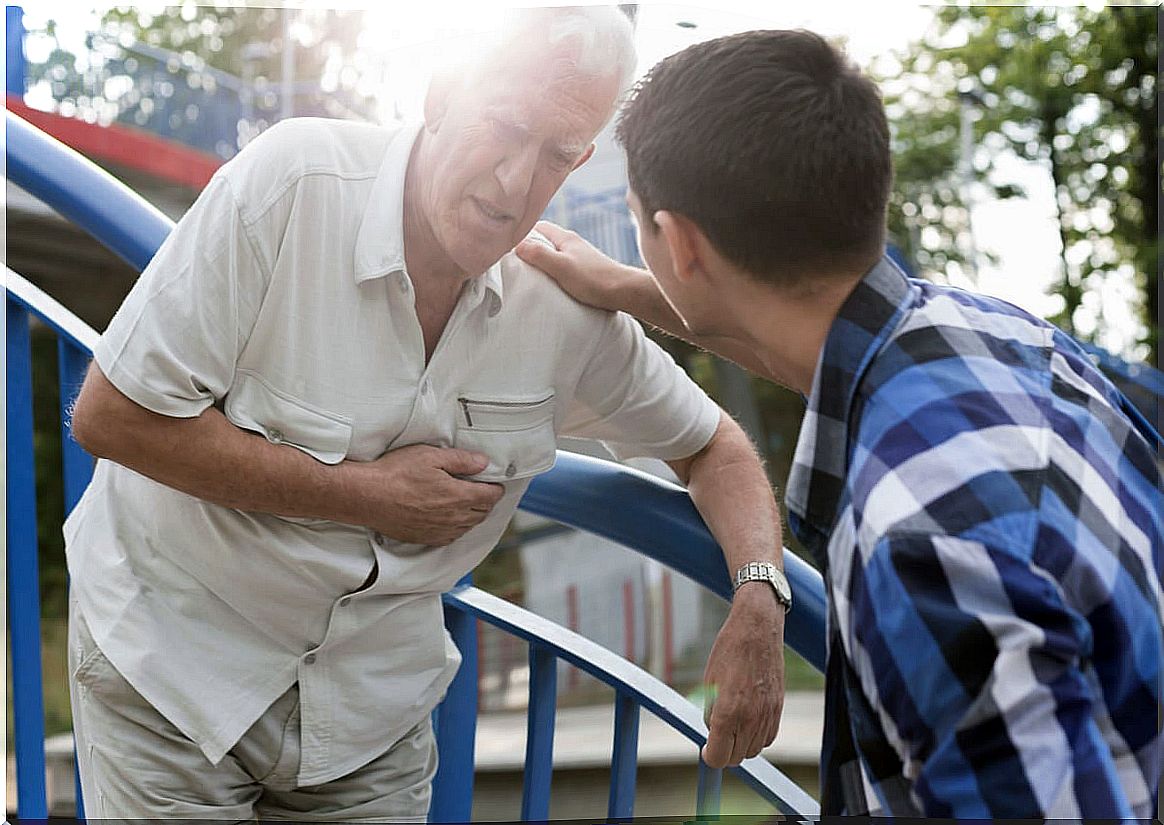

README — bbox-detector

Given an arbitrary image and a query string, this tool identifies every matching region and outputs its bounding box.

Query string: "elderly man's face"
[420,52,619,276]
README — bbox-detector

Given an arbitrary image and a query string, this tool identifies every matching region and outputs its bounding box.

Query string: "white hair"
[494,6,638,99]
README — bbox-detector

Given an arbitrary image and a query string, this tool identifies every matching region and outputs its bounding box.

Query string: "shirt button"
[339,596,352,607]
[488,299,501,318]
[304,652,317,665]
[373,531,384,546]
[421,378,431,394]
[504,461,517,478]
[267,427,283,444]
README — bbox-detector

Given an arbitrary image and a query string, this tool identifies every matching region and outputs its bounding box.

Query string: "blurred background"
[6,0,1160,817]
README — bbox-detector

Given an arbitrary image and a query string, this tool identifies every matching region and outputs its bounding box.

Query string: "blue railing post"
[607,693,640,818]
[6,5,25,97]
[696,760,723,818]
[59,338,94,821]
[431,579,479,822]
[58,339,95,513]
[7,296,50,820]
[521,644,557,820]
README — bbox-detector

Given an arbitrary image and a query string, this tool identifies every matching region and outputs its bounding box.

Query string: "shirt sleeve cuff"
[603,395,722,463]
[94,338,215,419]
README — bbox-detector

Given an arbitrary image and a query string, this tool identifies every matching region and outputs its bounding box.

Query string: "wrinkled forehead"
[482,39,617,96]
[462,49,620,131]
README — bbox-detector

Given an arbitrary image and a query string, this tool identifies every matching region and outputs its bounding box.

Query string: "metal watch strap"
[733,560,792,612]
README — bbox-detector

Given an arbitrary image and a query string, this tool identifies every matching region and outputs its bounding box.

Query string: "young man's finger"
[532,220,570,246]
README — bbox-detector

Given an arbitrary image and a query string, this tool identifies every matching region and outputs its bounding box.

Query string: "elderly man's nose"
[495,147,538,196]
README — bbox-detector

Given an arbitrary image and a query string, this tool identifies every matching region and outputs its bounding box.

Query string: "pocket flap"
[226,371,353,465]
[458,394,554,431]
[455,393,556,481]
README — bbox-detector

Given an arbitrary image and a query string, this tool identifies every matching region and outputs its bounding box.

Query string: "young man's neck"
[708,265,865,396]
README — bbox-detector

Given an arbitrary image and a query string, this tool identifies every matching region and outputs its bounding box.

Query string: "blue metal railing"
[6,108,826,820]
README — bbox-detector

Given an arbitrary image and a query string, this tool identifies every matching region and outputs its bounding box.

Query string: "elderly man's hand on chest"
[344,444,505,546]
[71,364,505,546]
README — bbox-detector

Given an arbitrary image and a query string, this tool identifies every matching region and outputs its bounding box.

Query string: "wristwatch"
[734,561,792,612]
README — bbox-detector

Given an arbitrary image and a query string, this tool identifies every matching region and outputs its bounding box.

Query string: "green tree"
[880,5,1159,361]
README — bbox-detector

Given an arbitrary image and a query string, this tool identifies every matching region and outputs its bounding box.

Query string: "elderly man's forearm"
[675,413,784,577]
[72,365,361,519]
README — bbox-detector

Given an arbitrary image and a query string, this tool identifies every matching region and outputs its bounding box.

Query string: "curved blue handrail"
[446,585,820,815]
[525,454,826,668]
[6,109,172,271]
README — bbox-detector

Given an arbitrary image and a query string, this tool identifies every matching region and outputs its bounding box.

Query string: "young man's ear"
[655,210,709,283]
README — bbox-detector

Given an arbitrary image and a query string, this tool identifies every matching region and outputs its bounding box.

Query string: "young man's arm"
[666,411,787,769]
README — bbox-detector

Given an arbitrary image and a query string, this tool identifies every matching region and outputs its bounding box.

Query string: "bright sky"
[18,1,1142,355]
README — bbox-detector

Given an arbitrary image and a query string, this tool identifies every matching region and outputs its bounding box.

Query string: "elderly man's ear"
[424,69,457,132]
[655,210,715,284]
[572,144,597,172]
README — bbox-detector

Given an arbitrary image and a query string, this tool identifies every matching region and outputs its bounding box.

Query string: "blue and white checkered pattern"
[786,257,1163,818]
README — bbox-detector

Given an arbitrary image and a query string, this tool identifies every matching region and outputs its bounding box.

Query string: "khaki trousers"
[68,596,437,822]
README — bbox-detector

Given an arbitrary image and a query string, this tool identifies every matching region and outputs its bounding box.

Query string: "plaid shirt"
[786,257,1163,817]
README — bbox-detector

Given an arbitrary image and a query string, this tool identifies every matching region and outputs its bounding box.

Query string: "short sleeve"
[94,174,268,417]
[560,310,721,461]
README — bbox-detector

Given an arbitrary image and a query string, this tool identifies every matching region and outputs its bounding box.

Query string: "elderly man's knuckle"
[717,702,742,722]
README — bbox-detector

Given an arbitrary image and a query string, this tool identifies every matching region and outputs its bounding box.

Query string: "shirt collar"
[785,255,916,541]
[353,121,505,309]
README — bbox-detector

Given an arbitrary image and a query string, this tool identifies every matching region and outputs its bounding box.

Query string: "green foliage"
[880,5,1158,360]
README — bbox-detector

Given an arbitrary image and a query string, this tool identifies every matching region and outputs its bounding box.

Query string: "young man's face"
[419,52,617,277]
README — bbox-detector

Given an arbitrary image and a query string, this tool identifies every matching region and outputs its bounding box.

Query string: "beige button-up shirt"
[65,119,721,785]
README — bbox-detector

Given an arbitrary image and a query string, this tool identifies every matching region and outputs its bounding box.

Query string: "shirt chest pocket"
[225,370,353,465]
[455,393,556,482]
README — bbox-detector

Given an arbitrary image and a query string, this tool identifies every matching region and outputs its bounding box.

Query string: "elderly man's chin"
[446,235,520,279]
[447,213,532,276]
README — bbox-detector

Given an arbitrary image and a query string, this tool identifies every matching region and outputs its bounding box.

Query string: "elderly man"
[65,7,787,821]
[519,28,1163,819]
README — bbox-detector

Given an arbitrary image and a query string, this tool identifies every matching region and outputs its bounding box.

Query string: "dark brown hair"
[616,29,892,284]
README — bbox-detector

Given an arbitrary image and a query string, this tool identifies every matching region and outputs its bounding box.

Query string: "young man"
[66,9,786,819]
[518,28,1163,818]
